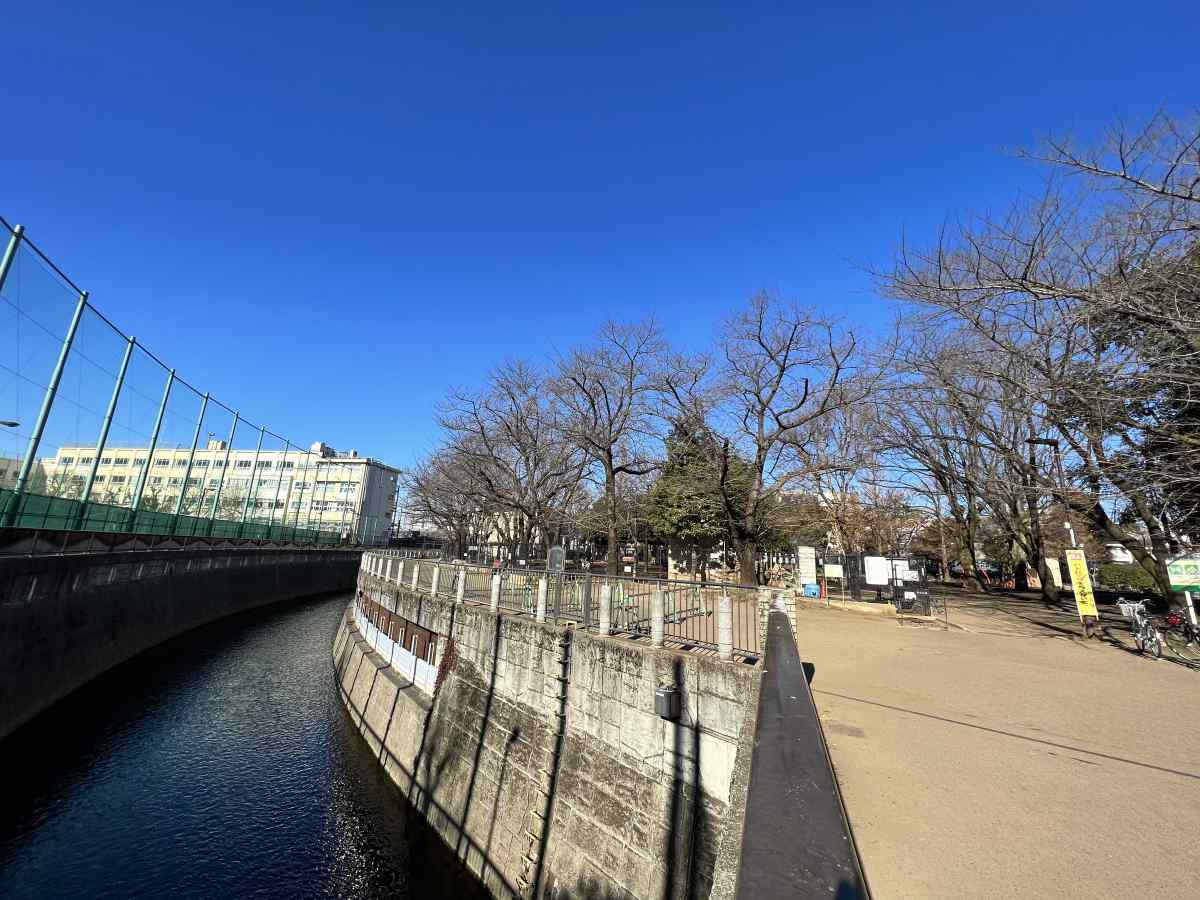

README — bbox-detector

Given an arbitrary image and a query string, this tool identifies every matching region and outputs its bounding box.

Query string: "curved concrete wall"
[337,563,762,899]
[0,548,360,740]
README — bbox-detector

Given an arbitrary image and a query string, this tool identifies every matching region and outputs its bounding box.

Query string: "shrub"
[1096,562,1159,593]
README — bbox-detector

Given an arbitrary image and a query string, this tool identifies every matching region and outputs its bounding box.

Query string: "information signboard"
[1167,555,1200,591]
[824,563,844,580]
[864,556,890,586]
[797,546,817,587]
[1065,548,1098,619]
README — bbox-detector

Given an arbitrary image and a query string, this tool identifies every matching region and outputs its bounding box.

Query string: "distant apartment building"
[32,440,399,544]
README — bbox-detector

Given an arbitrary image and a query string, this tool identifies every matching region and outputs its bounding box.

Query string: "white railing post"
[490,572,501,612]
[599,582,612,635]
[718,592,734,661]
[536,576,547,623]
[651,584,665,649]
[431,564,441,596]
[411,561,420,591]
[456,566,466,603]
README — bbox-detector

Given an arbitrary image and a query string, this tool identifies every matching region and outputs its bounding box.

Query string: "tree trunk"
[736,541,758,586]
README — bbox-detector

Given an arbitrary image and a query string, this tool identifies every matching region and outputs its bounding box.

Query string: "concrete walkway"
[796,598,1200,899]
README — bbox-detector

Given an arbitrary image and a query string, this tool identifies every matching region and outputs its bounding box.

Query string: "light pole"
[1026,438,1078,548]
[1027,437,1095,637]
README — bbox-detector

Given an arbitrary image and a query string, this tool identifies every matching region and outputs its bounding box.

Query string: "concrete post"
[431,564,441,596]
[490,572,501,612]
[757,588,773,653]
[536,577,547,623]
[651,584,665,649]
[456,566,466,603]
[718,592,734,661]
[599,582,612,635]
[411,561,420,591]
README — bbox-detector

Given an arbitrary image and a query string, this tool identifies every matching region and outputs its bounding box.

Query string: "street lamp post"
[1027,437,1095,637]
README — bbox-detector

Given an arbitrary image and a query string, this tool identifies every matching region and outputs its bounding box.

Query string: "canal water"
[0,593,487,899]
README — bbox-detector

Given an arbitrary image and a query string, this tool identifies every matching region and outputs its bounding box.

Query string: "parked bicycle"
[1160,596,1200,661]
[1117,597,1164,658]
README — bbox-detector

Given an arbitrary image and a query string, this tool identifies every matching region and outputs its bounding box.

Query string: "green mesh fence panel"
[0,488,342,544]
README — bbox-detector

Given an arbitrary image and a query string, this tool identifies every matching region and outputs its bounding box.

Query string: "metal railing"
[360,552,762,660]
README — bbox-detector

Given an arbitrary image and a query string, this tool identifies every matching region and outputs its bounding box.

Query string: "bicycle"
[1117,597,1163,658]
[1160,596,1200,661]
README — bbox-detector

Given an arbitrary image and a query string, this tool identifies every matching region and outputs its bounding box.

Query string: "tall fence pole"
[130,368,174,516]
[268,440,290,532]
[206,412,239,532]
[291,450,308,531]
[78,335,135,519]
[0,224,25,295]
[171,392,209,531]
[239,425,266,532]
[6,291,88,525]
[314,459,332,535]
[337,461,350,540]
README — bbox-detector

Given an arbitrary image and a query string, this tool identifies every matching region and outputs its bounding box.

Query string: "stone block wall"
[337,562,763,899]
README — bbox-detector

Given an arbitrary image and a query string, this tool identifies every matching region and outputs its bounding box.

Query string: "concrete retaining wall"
[337,562,762,899]
[0,548,360,740]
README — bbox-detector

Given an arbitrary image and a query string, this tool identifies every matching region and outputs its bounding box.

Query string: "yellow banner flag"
[1065,548,1098,619]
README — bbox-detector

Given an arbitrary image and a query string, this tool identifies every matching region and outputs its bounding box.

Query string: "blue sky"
[4,1,1197,468]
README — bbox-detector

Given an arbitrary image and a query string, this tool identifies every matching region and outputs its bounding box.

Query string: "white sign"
[797,546,817,586]
[864,556,890,586]
[1044,558,1062,588]
[824,563,844,580]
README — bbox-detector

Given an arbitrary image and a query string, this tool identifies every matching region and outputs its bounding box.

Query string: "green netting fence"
[0,488,342,544]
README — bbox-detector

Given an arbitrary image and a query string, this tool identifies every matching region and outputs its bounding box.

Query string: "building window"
[256,461,272,469]
[212,460,224,468]
[235,460,252,469]
[194,459,209,468]
[280,461,294,469]
[154,459,170,467]
[113,457,130,466]
[174,459,188,467]
[94,475,106,483]
[208,478,220,487]
[60,456,75,465]
[150,477,163,485]
[168,478,181,486]
[110,475,127,484]
[133,458,146,467]
[100,457,113,466]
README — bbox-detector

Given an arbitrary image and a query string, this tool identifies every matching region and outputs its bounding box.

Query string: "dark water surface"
[0,593,484,899]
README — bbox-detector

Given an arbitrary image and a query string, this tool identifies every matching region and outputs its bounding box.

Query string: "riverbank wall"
[335,559,762,900]
[1,547,360,741]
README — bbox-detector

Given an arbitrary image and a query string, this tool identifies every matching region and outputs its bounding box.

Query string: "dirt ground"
[795,590,1200,899]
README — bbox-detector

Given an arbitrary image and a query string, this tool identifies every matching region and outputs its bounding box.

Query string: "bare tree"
[552,319,666,574]
[439,361,585,561]
[401,447,494,559]
[883,110,1200,596]
[665,293,879,585]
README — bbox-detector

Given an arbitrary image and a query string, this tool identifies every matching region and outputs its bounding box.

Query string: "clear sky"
[4,2,1197,468]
